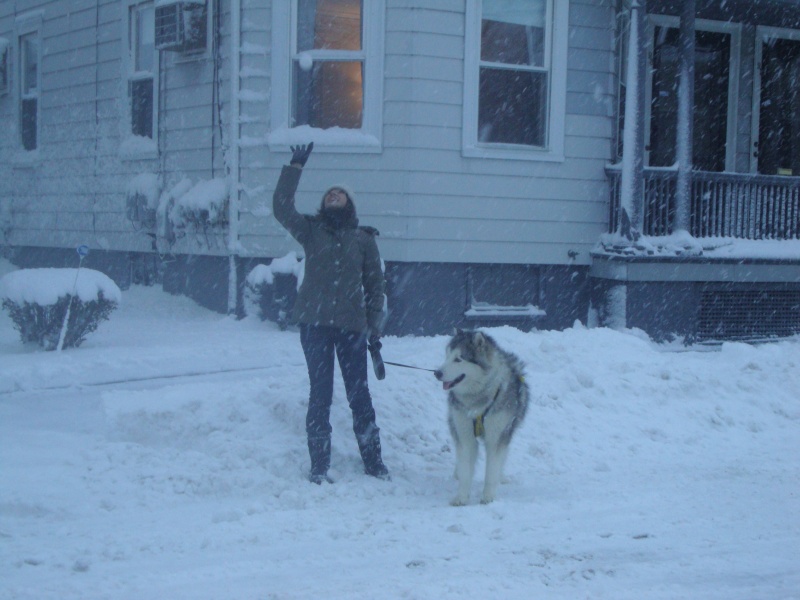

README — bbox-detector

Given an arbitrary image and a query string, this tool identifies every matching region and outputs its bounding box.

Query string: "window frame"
[121,0,159,157]
[269,0,385,153]
[15,17,41,153]
[462,0,568,162]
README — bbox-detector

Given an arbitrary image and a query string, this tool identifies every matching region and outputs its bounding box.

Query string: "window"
[19,31,39,151]
[463,0,568,161]
[270,0,384,151]
[645,17,740,172]
[0,37,9,95]
[754,28,800,176]
[127,2,157,140]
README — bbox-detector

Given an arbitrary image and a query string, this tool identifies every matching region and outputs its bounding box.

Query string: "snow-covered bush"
[126,173,160,230]
[245,252,304,330]
[0,268,121,350]
[169,178,230,230]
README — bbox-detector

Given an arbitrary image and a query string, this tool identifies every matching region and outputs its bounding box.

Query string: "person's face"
[324,188,348,209]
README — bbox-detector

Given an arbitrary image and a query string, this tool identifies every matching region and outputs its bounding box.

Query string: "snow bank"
[0,280,798,599]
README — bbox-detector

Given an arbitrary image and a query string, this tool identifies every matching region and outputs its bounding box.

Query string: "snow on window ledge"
[119,136,158,161]
[11,149,41,167]
[267,125,381,154]
[464,302,546,319]
[462,142,564,163]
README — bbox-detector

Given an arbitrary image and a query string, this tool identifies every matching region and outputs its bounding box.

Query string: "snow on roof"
[0,268,122,306]
[598,233,800,260]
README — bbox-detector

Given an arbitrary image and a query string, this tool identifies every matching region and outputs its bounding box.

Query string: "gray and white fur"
[434,329,529,505]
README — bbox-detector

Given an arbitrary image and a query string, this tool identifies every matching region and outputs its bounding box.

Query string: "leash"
[368,339,435,379]
[383,360,436,373]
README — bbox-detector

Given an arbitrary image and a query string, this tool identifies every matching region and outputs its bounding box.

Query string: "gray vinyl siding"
[242,0,615,267]
[0,0,232,255]
[2,0,616,266]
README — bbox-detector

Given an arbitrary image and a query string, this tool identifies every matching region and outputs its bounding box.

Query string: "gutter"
[227,0,242,315]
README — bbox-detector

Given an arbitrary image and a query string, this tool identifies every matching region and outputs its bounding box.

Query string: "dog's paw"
[479,493,495,505]
[450,496,469,507]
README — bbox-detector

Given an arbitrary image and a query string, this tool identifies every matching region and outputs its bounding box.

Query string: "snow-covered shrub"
[245,252,304,330]
[169,178,230,230]
[0,268,121,350]
[126,173,160,229]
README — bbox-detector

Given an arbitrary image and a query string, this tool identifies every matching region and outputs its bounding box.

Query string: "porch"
[592,0,800,342]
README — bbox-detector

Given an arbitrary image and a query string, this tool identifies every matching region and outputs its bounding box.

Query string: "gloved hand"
[368,335,382,353]
[367,336,385,380]
[290,142,314,167]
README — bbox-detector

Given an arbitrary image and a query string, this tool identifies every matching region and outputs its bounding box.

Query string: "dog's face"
[434,330,493,392]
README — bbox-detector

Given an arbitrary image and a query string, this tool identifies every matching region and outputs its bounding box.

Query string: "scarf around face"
[319,201,357,229]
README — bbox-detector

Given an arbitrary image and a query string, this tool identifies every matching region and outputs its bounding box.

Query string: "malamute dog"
[435,329,529,505]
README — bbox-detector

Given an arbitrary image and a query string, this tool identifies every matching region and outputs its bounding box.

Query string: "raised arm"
[273,143,314,245]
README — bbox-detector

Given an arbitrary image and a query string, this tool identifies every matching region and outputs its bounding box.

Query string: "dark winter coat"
[272,165,385,335]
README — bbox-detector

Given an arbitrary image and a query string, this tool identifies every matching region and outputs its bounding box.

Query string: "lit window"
[20,31,39,151]
[463,0,568,160]
[294,0,363,128]
[270,0,384,150]
[128,3,156,139]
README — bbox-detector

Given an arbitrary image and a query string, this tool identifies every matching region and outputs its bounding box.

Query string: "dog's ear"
[473,331,486,346]
[453,327,462,336]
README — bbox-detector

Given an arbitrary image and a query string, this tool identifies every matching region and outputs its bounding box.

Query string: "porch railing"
[607,167,800,240]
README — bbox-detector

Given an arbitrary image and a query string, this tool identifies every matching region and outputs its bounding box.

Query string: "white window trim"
[751,25,800,174]
[15,13,42,155]
[645,15,741,172]
[269,0,385,153]
[120,0,159,160]
[462,0,568,162]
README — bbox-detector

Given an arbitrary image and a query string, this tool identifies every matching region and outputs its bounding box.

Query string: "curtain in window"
[479,0,548,146]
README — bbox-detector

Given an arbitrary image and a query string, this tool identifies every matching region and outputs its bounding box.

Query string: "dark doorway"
[649,27,731,172]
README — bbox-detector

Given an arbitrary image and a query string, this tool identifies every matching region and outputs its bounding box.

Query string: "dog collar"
[473,386,502,438]
[472,376,524,438]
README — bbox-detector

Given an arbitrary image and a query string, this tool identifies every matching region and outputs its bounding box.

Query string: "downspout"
[674,0,695,233]
[227,0,241,315]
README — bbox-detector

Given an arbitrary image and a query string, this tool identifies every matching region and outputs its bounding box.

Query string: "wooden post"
[618,0,647,240]
[675,0,696,233]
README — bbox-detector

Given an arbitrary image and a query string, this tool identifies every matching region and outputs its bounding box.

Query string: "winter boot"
[307,435,333,484]
[357,425,390,481]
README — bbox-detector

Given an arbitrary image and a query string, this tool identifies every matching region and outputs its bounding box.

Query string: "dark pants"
[299,324,377,440]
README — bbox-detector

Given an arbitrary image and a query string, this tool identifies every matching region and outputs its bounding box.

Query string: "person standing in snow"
[272,142,390,484]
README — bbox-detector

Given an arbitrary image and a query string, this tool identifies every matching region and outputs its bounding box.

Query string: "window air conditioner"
[155,1,207,53]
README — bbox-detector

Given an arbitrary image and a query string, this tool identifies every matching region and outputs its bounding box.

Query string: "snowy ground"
[1,263,798,599]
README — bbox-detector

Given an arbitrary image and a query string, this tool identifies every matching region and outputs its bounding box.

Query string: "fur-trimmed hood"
[318,184,358,228]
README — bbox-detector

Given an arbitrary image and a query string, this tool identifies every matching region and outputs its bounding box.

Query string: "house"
[0,0,798,341]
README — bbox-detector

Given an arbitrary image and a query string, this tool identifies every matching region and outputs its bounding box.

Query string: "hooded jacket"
[272,165,385,334]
